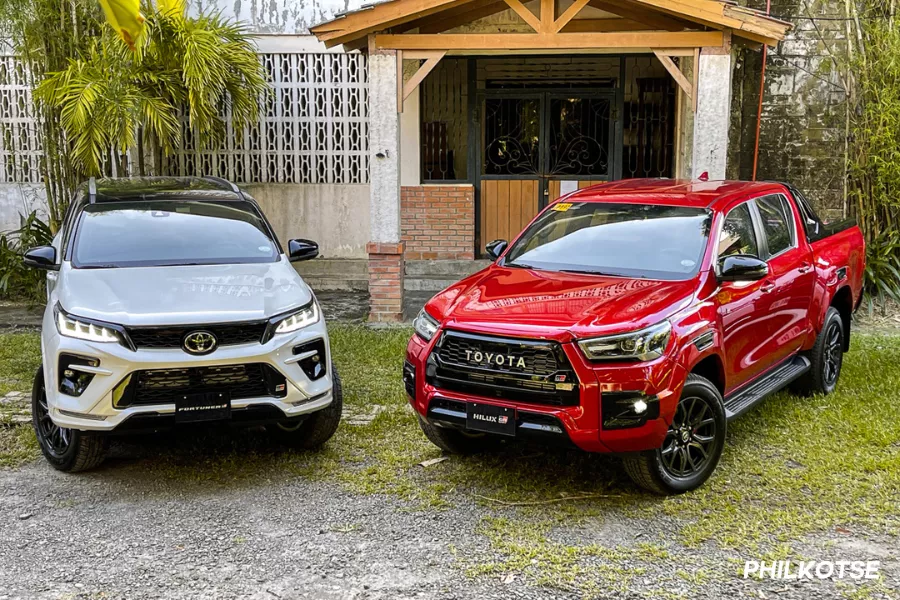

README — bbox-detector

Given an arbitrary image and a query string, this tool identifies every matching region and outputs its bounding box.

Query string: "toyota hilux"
[404,179,865,494]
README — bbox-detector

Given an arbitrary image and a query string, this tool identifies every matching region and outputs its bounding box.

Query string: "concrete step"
[294,258,368,277]
[293,259,368,292]
[405,259,490,278]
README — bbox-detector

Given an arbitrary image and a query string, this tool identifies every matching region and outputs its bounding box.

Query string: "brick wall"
[366,242,405,322]
[728,0,848,219]
[401,185,475,260]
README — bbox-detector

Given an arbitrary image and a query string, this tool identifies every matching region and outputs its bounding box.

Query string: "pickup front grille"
[114,363,285,408]
[427,330,579,406]
[125,321,268,350]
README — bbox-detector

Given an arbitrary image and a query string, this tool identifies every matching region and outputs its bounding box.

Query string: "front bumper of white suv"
[41,306,334,432]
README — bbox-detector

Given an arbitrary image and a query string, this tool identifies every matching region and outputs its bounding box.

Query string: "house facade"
[0,0,851,322]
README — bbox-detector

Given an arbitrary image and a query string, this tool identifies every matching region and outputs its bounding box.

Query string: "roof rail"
[200,176,241,194]
[88,177,97,204]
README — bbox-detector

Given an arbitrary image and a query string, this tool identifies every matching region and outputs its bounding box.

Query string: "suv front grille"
[125,321,268,350]
[428,330,579,406]
[114,363,285,408]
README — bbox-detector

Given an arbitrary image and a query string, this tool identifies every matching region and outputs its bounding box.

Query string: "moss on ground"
[0,326,897,597]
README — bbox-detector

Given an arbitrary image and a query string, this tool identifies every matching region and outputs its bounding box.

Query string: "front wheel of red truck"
[624,374,726,495]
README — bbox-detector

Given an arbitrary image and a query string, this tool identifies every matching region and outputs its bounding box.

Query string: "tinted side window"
[718,203,759,259]
[756,194,794,256]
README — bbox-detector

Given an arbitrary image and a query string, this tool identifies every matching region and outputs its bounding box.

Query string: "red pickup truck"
[403,179,865,494]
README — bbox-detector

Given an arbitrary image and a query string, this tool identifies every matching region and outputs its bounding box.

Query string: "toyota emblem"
[183,330,218,355]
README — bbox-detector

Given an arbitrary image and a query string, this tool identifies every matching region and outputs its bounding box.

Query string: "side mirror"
[718,255,768,282]
[485,239,508,260]
[23,246,58,271]
[287,239,319,262]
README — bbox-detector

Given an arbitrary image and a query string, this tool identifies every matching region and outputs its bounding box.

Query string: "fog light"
[292,339,327,380]
[601,392,659,430]
[58,354,99,397]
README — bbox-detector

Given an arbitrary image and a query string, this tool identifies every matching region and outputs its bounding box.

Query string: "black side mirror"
[485,239,508,260]
[718,255,768,282]
[23,246,58,271]
[288,239,319,262]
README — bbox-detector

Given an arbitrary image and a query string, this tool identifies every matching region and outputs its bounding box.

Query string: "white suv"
[23,177,342,471]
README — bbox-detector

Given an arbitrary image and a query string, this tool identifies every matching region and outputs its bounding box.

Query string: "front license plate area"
[175,391,231,423]
[466,402,516,436]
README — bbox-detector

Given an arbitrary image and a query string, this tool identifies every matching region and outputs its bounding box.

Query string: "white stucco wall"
[241,184,370,258]
[189,0,369,34]
[692,52,733,180]
[0,184,49,234]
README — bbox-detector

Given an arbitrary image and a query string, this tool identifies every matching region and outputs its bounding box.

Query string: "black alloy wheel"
[659,395,717,478]
[822,319,843,388]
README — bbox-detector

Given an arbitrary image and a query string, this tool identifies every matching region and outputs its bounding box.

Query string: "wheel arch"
[687,352,726,397]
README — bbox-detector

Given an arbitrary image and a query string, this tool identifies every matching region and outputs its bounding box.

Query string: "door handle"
[760,281,776,293]
[798,262,812,274]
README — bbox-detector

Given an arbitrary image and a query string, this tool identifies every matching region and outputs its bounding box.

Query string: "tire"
[623,374,726,495]
[31,367,107,473]
[790,306,844,397]
[417,416,499,455]
[268,362,343,449]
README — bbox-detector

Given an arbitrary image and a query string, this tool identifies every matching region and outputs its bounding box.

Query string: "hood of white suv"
[57,258,312,326]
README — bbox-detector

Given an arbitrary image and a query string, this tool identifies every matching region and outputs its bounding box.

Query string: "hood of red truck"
[428,265,698,342]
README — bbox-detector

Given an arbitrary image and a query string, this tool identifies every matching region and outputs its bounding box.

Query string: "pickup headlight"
[577,321,672,362]
[56,306,122,343]
[413,309,439,341]
[274,300,320,334]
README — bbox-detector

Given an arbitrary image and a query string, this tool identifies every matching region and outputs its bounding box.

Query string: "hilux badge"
[183,330,218,355]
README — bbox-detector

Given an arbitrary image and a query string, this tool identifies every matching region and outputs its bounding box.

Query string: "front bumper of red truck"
[404,329,688,454]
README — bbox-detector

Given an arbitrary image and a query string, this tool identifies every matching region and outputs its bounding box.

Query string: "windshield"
[503,202,712,280]
[71,200,280,268]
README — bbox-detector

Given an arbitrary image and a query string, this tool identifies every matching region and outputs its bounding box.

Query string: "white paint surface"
[368,51,402,244]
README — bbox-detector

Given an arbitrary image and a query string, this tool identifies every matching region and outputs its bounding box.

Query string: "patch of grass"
[0,330,40,395]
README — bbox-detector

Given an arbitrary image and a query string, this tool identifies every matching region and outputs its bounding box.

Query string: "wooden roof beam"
[587,0,693,32]
[397,0,508,34]
[374,30,725,50]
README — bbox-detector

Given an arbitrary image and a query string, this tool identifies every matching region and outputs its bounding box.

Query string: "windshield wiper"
[559,268,632,277]
[505,261,537,270]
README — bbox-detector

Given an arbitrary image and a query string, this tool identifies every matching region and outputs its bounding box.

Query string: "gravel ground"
[0,431,896,600]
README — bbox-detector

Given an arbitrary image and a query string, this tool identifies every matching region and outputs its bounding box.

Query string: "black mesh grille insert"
[116,363,284,407]
[126,322,267,350]
[429,330,579,406]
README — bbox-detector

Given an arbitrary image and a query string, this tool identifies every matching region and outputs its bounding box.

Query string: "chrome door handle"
[798,262,812,274]
[760,281,776,293]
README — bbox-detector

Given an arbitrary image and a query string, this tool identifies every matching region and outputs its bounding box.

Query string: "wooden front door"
[478,91,615,256]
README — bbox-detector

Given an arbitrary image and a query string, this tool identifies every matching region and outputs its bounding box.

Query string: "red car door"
[716,201,774,391]
[750,193,816,365]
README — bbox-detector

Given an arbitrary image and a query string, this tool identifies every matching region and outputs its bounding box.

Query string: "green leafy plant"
[0,212,53,303]
[36,9,268,177]
[846,10,900,305]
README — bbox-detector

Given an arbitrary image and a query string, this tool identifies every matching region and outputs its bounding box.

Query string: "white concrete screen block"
[368,50,402,244]
[691,52,733,181]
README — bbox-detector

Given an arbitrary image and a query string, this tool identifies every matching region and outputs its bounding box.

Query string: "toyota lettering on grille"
[465,349,527,369]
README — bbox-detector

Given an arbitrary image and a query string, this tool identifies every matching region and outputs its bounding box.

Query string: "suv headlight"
[577,321,672,362]
[273,300,320,334]
[413,309,439,341]
[56,305,122,343]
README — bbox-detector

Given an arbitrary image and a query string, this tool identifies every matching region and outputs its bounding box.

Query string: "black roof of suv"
[84,177,243,204]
